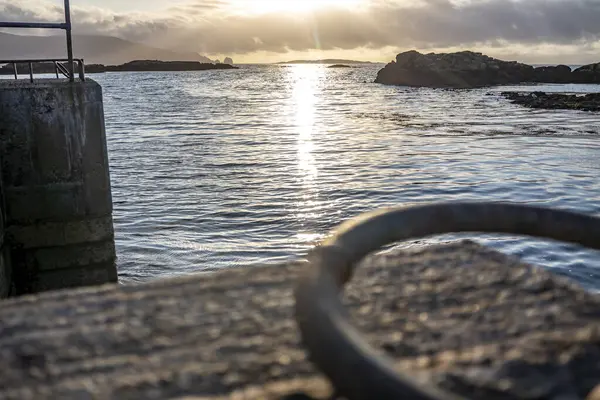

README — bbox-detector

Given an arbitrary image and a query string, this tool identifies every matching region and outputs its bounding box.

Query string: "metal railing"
[0,0,81,82]
[0,59,85,83]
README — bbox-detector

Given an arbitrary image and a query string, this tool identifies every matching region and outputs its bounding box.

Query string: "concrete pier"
[0,79,117,295]
[0,185,10,297]
[0,241,597,399]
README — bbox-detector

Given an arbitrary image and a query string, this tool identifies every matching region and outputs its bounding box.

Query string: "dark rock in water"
[502,91,600,111]
[531,65,572,83]
[573,62,600,84]
[105,60,238,72]
[375,50,534,88]
[531,62,600,84]
[327,64,352,68]
[376,50,600,87]
[86,64,107,73]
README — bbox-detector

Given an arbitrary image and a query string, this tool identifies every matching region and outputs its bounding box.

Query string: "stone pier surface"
[0,241,598,399]
[0,188,10,297]
[0,79,117,295]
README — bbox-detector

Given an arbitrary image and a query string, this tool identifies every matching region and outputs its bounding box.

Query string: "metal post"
[77,60,86,81]
[0,0,80,82]
[54,62,60,79]
[64,0,74,82]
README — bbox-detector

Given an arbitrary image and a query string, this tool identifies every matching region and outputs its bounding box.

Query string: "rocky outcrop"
[86,64,106,73]
[502,91,600,111]
[531,65,573,83]
[376,50,600,88]
[105,60,238,72]
[327,64,352,68]
[375,50,534,88]
[224,57,234,65]
[573,62,600,84]
[531,64,600,84]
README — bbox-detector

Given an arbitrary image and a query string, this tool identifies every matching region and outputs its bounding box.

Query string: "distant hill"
[98,60,237,72]
[0,33,213,65]
[277,59,373,64]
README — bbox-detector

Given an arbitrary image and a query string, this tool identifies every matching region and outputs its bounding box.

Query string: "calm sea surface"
[89,65,600,289]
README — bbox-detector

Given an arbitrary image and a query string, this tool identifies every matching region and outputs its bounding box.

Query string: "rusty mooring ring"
[294,202,600,400]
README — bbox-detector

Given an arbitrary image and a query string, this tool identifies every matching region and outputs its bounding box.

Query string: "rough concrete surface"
[0,241,598,399]
[0,199,9,297]
[0,79,116,294]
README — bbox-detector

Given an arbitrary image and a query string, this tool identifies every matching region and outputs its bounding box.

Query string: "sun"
[229,0,364,15]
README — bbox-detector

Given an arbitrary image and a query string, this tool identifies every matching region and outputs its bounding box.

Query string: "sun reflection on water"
[292,65,321,180]
[289,65,325,244]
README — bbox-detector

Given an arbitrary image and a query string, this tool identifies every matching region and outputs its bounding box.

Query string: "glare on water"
[93,65,600,289]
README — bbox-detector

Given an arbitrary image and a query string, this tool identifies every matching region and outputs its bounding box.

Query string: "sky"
[2,0,600,64]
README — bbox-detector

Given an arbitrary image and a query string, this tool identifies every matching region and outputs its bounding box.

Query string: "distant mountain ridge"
[277,59,373,64]
[0,33,213,65]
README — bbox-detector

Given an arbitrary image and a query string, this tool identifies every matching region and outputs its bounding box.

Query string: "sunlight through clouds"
[226,0,366,15]
[2,0,600,63]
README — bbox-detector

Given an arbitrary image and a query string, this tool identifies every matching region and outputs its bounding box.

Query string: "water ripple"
[93,66,600,289]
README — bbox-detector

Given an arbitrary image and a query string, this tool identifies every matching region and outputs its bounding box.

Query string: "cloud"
[2,0,600,60]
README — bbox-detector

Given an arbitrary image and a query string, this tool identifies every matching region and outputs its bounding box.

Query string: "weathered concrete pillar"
[0,79,117,295]
[0,172,10,298]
